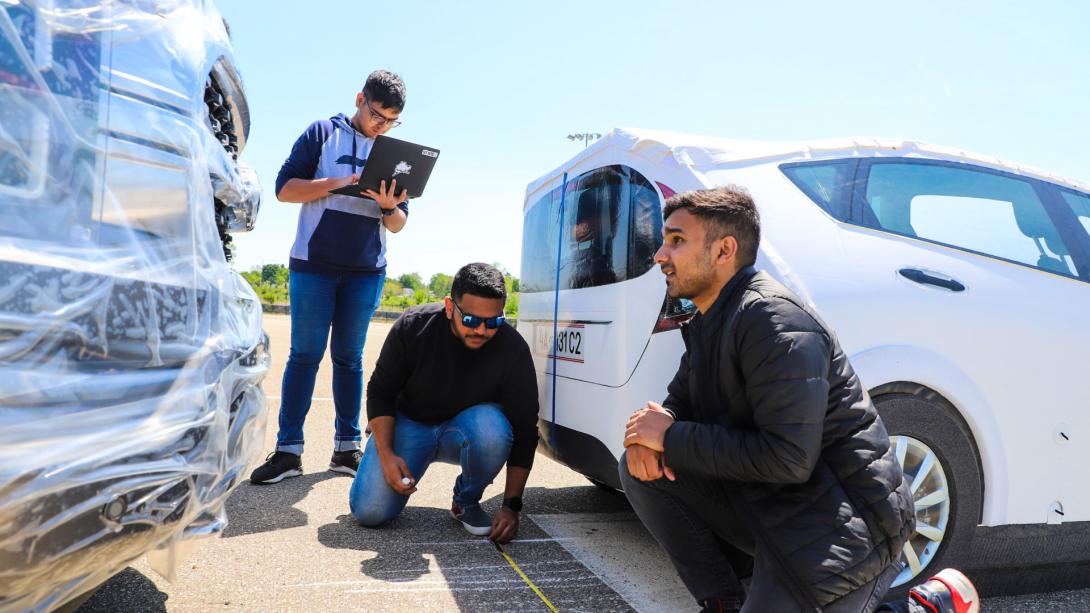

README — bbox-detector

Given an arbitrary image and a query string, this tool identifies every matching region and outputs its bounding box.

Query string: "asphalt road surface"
[78,314,1090,612]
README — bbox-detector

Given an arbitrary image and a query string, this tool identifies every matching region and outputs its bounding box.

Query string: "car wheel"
[873,390,983,600]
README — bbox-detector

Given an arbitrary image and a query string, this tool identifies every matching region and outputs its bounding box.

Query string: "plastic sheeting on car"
[0,2,268,611]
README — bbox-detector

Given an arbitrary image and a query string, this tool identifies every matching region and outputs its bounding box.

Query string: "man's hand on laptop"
[330,172,360,190]
[364,178,408,211]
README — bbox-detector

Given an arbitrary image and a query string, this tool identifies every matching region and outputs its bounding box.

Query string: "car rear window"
[521,165,662,293]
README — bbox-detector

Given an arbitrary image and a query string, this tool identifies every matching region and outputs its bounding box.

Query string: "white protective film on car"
[0,2,268,611]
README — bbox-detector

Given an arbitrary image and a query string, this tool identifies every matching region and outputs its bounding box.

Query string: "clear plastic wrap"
[0,2,269,610]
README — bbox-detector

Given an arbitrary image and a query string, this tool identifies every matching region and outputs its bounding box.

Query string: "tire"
[873,389,983,601]
[53,583,102,613]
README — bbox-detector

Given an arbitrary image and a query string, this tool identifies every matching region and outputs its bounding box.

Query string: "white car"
[517,127,1090,596]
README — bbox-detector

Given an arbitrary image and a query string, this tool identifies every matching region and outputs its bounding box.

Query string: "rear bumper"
[537,418,622,489]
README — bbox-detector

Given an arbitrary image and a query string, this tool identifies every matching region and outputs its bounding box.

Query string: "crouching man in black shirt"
[349,263,538,542]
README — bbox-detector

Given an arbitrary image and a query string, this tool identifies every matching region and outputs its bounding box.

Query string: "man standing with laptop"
[251,69,411,484]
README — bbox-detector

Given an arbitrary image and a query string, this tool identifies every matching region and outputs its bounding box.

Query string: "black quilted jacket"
[661,268,915,609]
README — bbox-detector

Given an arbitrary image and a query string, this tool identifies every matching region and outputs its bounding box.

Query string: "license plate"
[533,323,585,363]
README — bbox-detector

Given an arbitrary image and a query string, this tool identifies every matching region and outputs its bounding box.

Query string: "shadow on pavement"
[222,472,340,538]
[75,567,168,613]
[482,483,633,515]
[314,484,635,612]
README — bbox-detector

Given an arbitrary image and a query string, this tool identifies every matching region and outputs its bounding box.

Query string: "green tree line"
[240,263,519,318]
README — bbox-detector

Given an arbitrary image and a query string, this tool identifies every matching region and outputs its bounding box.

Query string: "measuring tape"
[493,541,560,613]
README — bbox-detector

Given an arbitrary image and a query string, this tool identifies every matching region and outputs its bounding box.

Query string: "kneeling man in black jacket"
[621,186,916,612]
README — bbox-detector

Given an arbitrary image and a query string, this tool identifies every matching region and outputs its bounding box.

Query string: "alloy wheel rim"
[890,435,951,587]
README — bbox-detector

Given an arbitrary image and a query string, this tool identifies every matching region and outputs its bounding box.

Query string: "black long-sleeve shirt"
[366,303,539,469]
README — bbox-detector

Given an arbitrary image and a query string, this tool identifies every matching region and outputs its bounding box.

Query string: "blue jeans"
[275,270,384,455]
[349,404,514,527]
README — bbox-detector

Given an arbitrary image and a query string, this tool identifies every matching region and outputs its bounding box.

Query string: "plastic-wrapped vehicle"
[0,2,269,611]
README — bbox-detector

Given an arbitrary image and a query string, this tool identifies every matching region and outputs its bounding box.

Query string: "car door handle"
[898,268,966,292]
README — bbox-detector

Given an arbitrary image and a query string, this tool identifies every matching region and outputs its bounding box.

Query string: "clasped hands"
[623,402,677,482]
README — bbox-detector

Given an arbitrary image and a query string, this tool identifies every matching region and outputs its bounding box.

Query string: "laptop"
[329,135,440,199]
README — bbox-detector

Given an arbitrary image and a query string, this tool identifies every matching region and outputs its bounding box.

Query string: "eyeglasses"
[363,99,402,128]
[452,300,505,329]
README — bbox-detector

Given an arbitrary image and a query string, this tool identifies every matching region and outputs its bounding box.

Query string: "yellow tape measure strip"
[494,541,560,613]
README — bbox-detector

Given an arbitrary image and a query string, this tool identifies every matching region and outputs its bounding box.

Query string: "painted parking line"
[286,565,594,589]
[269,511,635,612]
[530,512,692,613]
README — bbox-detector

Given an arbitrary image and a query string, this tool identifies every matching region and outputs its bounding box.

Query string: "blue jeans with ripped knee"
[348,403,514,527]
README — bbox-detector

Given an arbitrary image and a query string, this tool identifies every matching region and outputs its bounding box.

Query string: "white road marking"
[530,512,692,613]
[286,566,590,588]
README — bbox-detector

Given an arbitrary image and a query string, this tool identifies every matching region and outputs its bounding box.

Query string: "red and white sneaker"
[908,568,980,613]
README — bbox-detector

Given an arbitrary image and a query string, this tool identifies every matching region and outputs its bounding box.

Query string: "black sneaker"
[450,501,491,536]
[329,449,362,476]
[250,451,302,484]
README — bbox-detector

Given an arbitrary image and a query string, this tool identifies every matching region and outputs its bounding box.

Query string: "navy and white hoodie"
[275,113,409,275]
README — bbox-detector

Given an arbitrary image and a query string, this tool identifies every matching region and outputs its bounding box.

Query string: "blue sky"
[219,0,1090,281]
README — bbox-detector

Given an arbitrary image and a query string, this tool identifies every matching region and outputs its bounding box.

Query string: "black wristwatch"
[501,496,523,513]
[380,206,397,216]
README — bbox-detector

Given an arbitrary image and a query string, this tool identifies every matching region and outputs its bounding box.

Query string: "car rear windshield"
[521,165,662,293]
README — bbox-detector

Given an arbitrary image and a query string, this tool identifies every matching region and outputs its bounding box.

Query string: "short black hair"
[662,185,761,267]
[451,263,506,302]
[362,70,406,112]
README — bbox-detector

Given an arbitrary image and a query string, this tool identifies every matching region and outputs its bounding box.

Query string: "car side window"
[861,162,1077,276]
[1058,190,1090,242]
[780,161,855,221]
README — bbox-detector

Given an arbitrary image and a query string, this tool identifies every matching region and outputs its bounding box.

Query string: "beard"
[664,252,717,300]
[449,319,489,349]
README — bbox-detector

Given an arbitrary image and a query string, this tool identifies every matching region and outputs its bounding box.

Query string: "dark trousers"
[619,452,898,612]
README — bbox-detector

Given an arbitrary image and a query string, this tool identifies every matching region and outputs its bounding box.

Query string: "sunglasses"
[452,300,505,329]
